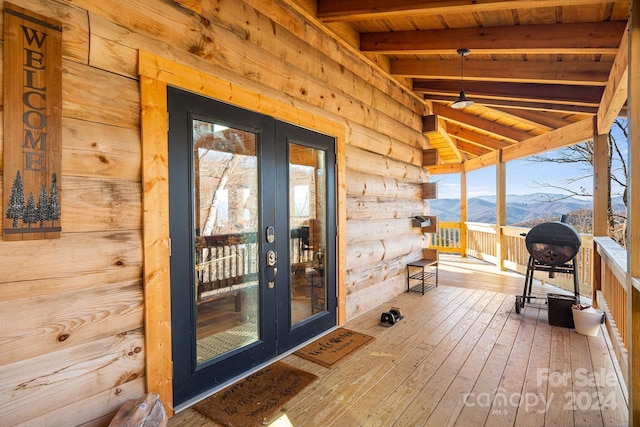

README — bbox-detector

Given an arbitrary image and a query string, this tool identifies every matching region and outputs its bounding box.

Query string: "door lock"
[266,250,278,288]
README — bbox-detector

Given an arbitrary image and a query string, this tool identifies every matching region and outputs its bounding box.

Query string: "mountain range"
[429,193,626,225]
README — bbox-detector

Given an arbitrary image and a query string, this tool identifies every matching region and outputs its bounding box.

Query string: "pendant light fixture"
[451,48,474,109]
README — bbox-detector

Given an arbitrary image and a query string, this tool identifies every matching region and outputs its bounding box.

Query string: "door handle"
[266,250,277,288]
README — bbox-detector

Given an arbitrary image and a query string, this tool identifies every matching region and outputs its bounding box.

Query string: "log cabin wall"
[0,0,429,424]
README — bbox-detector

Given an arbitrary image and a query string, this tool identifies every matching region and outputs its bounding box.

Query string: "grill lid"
[525,221,582,266]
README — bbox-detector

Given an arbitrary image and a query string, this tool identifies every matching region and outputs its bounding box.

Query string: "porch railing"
[593,237,629,385]
[431,221,593,296]
[430,221,463,253]
[196,233,259,302]
[195,228,311,302]
[430,222,629,385]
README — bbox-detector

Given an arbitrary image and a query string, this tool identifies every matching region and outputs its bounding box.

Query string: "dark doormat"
[293,328,375,368]
[193,361,317,427]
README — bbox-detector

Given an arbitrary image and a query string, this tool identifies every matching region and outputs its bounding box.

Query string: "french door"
[167,87,336,406]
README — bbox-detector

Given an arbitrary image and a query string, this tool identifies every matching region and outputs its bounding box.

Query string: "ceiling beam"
[464,151,497,173]
[597,22,629,134]
[432,104,533,142]
[391,59,612,86]
[360,22,626,55]
[437,118,463,163]
[456,139,492,157]
[427,163,462,175]
[427,96,600,115]
[446,124,514,150]
[491,107,572,130]
[416,80,602,106]
[502,118,594,162]
[317,0,623,22]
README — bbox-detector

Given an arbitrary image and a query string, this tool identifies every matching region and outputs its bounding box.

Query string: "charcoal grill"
[515,219,582,313]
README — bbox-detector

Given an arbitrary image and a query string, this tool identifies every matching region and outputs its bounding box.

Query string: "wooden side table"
[407,258,439,295]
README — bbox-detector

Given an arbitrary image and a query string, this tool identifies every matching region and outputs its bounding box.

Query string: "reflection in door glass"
[193,119,259,364]
[289,143,327,325]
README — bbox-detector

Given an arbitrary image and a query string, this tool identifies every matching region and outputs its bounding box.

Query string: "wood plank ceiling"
[312,0,630,166]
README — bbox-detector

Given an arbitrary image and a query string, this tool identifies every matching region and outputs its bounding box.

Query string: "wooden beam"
[456,139,491,157]
[414,80,603,107]
[435,117,464,163]
[422,148,439,166]
[139,75,173,416]
[459,118,596,173]
[360,22,626,55]
[593,117,610,237]
[429,97,600,115]
[492,107,570,130]
[318,0,625,22]
[432,104,532,142]
[463,151,497,172]
[422,114,439,134]
[630,0,640,293]
[628,0,640,423]
[391,58,612,86]
[427,163,461,175]
[502,118,594,163]
[446,124,514,150]
[597,22,629,134]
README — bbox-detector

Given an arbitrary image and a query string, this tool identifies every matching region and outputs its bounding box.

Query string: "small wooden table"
[407,258,439,295]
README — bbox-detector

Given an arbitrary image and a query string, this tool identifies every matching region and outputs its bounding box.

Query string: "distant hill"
[429,193,625,225]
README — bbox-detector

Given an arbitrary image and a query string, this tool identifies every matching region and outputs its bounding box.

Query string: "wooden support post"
[628,0,640,423]
[460,167,468,257]
[496,150,506,271]
[593,117,610,238]
[592,116,609,306]
[140,75,173,416]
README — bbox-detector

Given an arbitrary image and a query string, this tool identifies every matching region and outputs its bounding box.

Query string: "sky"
[434,158,597,199]
[434,120,629,200]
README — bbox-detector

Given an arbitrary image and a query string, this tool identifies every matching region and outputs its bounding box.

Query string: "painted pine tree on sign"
[48,174,61,227]
[4,171,62,230]
[6,171,24,228]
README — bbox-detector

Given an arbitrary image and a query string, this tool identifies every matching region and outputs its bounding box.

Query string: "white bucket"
[572,306,605,336]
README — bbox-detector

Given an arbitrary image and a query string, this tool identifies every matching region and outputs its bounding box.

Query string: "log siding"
[0,0,428,423]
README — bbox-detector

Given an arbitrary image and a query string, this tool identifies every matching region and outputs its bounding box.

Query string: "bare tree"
[527,119,628,245]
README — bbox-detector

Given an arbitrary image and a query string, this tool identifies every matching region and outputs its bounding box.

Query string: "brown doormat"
[293,328,375,368]
[193,361,317,427]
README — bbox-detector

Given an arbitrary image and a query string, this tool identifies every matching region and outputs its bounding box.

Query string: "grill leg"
[524,256,535,297]
[572,259,580,304]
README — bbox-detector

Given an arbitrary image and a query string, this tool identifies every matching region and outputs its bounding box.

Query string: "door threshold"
[173,325,338,414]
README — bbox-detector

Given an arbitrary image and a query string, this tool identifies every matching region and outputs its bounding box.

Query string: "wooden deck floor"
[170,256,628,427]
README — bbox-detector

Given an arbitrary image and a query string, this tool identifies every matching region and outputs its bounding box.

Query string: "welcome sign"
[3,3,62,240]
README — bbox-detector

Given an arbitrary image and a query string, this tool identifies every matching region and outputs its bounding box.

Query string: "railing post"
[592,241,602,308]
[460,167,468,257]
[496,150,506,271]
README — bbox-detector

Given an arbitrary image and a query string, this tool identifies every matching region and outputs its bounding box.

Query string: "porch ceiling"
[312,0,630,167]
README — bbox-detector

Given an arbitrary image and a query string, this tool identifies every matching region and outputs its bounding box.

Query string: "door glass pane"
[193,119,259,364]
[289,143,327,325]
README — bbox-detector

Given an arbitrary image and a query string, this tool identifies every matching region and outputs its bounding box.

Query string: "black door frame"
[167,87,336,406]
[275,121,337,352]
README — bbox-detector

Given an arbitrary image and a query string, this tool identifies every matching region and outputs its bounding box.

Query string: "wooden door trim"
[138,50,347,415]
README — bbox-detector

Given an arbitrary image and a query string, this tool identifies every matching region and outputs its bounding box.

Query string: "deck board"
[168,256,628,427]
